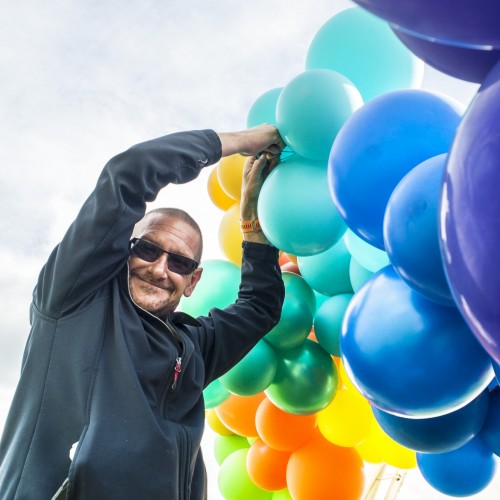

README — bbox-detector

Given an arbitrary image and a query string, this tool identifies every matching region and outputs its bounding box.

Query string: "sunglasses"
[129,238,199,276]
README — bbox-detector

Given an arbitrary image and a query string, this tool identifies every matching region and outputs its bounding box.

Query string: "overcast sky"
[1,0,496,498]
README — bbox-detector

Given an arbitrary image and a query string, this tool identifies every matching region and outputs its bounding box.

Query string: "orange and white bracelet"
[240,218,262,233]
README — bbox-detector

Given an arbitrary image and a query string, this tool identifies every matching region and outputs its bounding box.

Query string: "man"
[0,125,286,499]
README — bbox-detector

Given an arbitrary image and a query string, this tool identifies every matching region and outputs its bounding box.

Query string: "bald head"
[133,208,203,261]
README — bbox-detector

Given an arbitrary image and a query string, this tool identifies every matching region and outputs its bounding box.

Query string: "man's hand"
[218,124,285,158]
[239,152,281,245]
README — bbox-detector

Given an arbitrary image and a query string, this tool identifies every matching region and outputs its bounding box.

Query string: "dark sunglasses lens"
[167,253,197,275]
[132,240,162,262]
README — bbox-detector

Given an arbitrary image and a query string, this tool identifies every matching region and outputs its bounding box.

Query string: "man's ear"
[183,268,203,298]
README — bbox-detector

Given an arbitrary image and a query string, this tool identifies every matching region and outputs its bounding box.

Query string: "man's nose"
[149,254,169,275]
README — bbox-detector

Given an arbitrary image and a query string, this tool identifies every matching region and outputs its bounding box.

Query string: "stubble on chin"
[128,273,177,318]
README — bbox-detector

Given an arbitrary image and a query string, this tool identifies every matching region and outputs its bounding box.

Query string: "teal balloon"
[306,7,424,102]
[265,339,339,415]
[282,271,316,315]
[220,340,277,396]
[218,449,272,500]
[258,156,347,256]
[276,69,363,160]
[314,291,330,312]
[297,238,353,296]
[214,434,250,465]
[349,257,374,292]
[344,229,389,272]
[314,294,353,356]
[246,87,282,128]
[180,260,240,317]
[265,293,313,351]
[204,378,230,409]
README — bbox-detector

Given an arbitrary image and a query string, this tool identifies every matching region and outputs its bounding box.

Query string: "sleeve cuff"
[242,241,280,262]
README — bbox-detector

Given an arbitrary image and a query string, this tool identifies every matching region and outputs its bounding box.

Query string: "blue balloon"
[384,154,454,306]
[306,7,423,101]
[371,390,490,453]
[258,156,346,256]
[341,266,493,418]
[297,238,353,296]
[351,0,500,49]
[246,87,282,128]
[479,388,500,457]
[417,437,497,497]
[329,89,463,249]
[440,60,500,365]
[276,69,363,161]
[392,26,500,84]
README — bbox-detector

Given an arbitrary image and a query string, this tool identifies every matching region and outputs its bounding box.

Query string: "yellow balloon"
[217,154,246,200]
[356,418,416,469]
[338,359,364,398]
[206,409,234,436]
[317,386,372,447]
[218,203,243,266]
[207,166,236,211]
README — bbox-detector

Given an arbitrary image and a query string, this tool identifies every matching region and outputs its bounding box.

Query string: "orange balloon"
[286,435,365,500]
[308,327,317,343]
[207,166,236,211]
[255,398,317,452]
[216,393,265,437]
[280,262,301,275]
[247,438,291,491]
[217,154,246,200]
[278,253,291,266]
[218,203,243,265]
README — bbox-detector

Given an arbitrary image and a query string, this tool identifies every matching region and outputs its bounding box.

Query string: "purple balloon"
[393,27,500,83]
[441,60,500,364]
[352,0,500,49]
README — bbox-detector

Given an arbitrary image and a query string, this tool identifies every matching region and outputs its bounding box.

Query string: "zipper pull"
[171,357,182,390]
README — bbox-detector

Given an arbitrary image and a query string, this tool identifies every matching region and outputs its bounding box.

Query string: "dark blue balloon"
[384,154,454,306]
[340,266,493,418]
[351,0,500,49]
[417,437,497,497]
[392,27,500,83]
[441,60,500,364]
[371,390,489,453]
[479,388,500,457]
[329,89,462,249]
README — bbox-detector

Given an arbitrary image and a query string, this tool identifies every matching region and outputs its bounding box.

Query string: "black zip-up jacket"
[0,130,284,499]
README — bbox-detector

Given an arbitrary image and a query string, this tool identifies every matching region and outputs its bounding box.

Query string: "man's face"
[128,215,202,319]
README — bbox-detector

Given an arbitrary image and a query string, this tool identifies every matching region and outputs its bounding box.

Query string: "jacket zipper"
[126,265,184,416]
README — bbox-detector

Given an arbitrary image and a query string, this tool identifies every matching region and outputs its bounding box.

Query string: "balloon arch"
[181,4,500,499]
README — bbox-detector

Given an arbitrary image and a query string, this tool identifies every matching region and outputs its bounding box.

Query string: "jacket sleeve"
[34,129,222,318]
[195,242,285,386]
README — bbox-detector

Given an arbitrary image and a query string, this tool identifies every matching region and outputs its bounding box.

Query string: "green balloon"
[272,490,293,500]
[349,257,374,292]
[282,271,317,314]
[203,378,230,409]
[180,260,240,317]
[266,339,339,415]
[265,292,313,351]
[220,340,278,396]
[214,434,249,466]
[314,293,353,356]
[218,449,272,500]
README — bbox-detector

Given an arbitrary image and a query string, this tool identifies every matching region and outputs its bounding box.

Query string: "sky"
[0,0,497,498]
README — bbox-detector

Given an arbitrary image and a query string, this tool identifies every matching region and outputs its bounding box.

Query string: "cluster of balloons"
[183,4,500,499]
